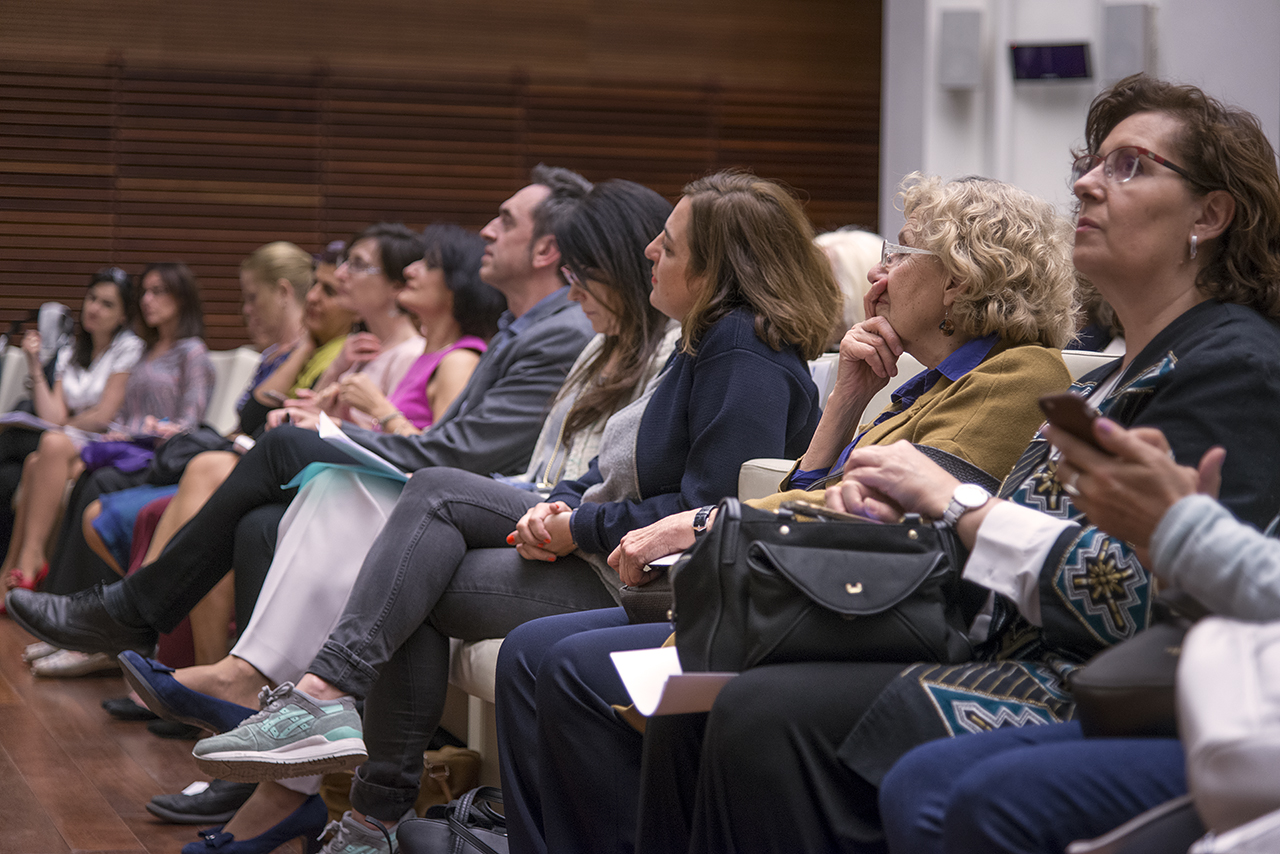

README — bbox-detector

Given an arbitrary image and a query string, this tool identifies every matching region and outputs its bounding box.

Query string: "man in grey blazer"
[8,165,598,657]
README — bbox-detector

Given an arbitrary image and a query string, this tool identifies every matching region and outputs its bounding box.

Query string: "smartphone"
[779,500,881,524]
[1039,391,1103,450]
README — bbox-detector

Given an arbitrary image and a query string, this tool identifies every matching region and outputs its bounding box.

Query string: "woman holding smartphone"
[678,74,1280,854]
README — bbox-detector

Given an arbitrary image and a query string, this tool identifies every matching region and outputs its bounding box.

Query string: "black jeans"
[104,426,350,632]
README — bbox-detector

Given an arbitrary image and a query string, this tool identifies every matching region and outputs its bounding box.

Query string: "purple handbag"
[80,439,156,473]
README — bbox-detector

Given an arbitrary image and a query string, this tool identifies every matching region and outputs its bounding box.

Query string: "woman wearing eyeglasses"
[272,224,426,430]
[491,172,1080,854]
[650,74,1280,854]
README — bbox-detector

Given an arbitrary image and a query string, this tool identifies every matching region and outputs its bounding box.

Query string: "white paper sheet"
[610,646,737,716]
[317,412,406,479]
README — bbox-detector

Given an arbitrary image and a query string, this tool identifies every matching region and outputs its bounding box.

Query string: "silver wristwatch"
[941,483,991,527]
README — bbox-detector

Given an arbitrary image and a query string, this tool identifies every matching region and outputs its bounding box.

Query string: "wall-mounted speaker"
[938,10,983,90]
[1103,4,1154,83]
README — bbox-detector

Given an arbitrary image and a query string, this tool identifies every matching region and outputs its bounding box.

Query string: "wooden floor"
[0,615,300,854]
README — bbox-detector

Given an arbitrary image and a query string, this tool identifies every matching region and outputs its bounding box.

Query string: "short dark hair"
[1078,74,1280,317]
[528,164,593,246]
[420,223,506,340]
[556,179,673,437]
[348,223,426,286]
[138,262,204,347]
[74,267,137,369]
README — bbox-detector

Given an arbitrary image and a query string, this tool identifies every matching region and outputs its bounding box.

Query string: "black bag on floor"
[397,786,508,854]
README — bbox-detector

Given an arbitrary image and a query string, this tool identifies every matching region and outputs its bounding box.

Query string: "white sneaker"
[30,648,120,678]
[22,640,59,662]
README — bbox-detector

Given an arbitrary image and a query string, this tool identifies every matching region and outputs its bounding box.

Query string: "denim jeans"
[306,466,619,821]
[878,721,1187,854]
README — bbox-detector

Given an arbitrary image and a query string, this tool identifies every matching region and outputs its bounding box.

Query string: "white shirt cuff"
[963,501,1076,626]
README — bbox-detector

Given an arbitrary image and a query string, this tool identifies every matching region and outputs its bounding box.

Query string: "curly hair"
[900,173,1080,349]
[1077,74,1280,318]
[680,170,841,361]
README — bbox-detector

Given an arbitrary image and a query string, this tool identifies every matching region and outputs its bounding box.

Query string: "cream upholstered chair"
[204,346,263,435]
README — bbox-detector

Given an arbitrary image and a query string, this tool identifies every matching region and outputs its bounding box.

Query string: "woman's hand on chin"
[512,501,577,561]
[828,441,958,521]
[831,316,904,399]
[608,509,700,587]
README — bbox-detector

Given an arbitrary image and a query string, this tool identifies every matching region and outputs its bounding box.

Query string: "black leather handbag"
[671,497,975,672]
[396,786,508,854]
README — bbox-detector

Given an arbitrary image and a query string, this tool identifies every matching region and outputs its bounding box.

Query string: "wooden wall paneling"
[0,53,880,350]
[114,65,323,345]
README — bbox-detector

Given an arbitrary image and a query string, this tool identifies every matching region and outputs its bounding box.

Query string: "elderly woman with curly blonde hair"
[490,172,1082,854]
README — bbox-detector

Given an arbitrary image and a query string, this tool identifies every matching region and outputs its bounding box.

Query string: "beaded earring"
[939,309,955,336]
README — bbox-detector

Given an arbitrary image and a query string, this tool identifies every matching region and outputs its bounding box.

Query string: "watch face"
[954,483,991,509]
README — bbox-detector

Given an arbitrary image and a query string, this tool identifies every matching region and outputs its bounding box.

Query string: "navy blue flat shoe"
[181,793,327,854]
[118,651,255,734]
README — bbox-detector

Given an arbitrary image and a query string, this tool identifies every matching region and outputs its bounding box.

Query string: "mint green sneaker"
[192,682,366,782]
[318,808,414,854]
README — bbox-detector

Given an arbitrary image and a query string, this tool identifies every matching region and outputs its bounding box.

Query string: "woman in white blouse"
[1,267,144,593]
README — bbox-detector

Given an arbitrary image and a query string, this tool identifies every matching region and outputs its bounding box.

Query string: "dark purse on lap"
[624,445,999,630]
[143,425,234,486]
[1069,591,1210,738]
[671,496,975,672]
[619,574,675,624]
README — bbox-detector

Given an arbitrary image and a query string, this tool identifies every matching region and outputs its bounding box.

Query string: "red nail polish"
[506,534,515,545]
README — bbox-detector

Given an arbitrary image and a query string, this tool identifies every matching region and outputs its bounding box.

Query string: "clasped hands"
[509,501,577,563]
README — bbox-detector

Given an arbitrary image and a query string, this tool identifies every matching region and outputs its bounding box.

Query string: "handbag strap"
[446,787,507,854]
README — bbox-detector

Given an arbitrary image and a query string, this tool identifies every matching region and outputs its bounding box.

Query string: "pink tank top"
[385,335,487,429]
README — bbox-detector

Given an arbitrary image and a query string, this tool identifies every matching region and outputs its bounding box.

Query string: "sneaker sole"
[193,737,368,783]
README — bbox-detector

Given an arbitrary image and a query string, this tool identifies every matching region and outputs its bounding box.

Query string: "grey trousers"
[307,466,619,821]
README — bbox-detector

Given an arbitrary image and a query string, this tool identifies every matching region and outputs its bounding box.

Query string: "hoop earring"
[939,309,955,337]
[1190,234,1198,260]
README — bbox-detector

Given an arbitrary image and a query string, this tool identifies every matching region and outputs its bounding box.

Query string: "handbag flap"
[749,540,945,616]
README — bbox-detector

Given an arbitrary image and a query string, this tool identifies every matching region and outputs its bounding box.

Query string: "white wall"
[881,0,1280,236]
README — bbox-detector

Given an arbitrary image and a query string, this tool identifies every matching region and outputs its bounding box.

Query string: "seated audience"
[634,73,1280,854]
[42,226,426,600]
[9,263,212,601]
[6,164,598,667]
[127,177,679,854]
[171,170,838,854]
[0,267,143,594]
[494,171,1081,854]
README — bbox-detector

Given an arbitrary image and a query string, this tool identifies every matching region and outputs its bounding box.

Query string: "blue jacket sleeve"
[566,342,818,555]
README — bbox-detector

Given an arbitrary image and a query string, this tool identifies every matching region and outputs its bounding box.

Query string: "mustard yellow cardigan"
[751,340,1071,511]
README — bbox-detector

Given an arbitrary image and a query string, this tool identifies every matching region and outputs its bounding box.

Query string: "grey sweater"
[1152,494,1280,620]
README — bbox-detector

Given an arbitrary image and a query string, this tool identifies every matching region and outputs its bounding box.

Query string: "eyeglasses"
[340,256,382,277]
[560,265,582,288]
[881,240,937,269]
[1071,146,1199,187]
